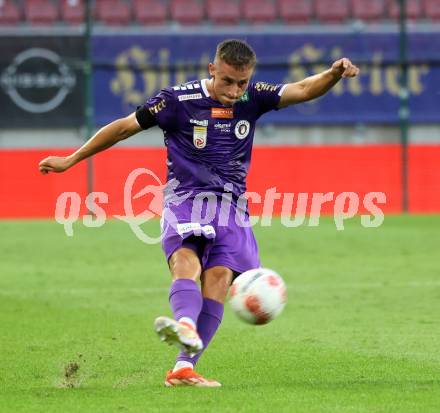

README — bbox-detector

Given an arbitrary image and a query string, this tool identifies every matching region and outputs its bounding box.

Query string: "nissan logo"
[0,48,76,113]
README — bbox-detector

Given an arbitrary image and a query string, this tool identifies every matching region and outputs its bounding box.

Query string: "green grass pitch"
[1,216,439,412]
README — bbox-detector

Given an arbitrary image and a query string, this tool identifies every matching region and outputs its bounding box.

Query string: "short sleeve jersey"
[140,79,286,200]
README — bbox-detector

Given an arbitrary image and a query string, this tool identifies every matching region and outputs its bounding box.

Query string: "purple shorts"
[161,195,260,274]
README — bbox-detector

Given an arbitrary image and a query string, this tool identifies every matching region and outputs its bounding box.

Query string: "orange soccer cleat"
[165,367,221,387]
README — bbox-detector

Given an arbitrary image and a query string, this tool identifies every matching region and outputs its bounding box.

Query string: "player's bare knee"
[202,267,233,294]
[169,248,201,280]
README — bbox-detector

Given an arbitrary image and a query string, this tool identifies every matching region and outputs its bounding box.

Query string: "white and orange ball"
[229,268,287,325]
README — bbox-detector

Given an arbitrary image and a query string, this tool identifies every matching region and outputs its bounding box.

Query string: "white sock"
[173,360,193,372]
[178,317,196,329]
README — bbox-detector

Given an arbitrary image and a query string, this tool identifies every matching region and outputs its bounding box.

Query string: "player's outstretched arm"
[278,58,359,108]
[38,112,142,174]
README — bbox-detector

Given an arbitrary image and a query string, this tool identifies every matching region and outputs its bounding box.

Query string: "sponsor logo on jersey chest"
[193,126,207,149]
[234,120,250,139]
[211,107,233,119]
[214,122,231,133]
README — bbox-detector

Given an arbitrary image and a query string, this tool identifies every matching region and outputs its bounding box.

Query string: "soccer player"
[39,39,359,387]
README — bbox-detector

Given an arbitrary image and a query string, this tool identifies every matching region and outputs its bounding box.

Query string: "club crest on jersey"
[211,107,233,119]
[234,120,250,140]
[193,126,207,149]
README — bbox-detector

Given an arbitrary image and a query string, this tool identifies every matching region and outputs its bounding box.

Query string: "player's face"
[208,60,254,107]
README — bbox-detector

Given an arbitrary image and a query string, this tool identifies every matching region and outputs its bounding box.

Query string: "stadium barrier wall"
[1,144,439,219]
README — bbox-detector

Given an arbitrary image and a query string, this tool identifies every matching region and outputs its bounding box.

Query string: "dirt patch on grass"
[58,360,82,388]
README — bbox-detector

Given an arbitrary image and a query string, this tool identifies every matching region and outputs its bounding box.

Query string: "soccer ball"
[229,268,287,325]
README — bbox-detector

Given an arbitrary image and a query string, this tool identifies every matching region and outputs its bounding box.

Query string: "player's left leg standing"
[154,247,204,356]
[174,266,232,368]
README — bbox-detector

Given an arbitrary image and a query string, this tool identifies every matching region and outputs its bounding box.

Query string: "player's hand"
[38,156,72,174]
[331,58,360,78]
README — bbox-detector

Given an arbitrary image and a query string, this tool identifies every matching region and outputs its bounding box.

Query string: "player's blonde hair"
[215,39,257,69]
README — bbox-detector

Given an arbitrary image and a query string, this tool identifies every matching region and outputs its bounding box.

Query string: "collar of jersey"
[201,78,210,97]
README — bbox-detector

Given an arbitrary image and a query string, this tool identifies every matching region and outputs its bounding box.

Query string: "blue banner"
[92,32,440,126]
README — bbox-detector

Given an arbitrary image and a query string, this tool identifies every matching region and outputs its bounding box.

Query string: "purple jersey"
[141,79,285,202]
